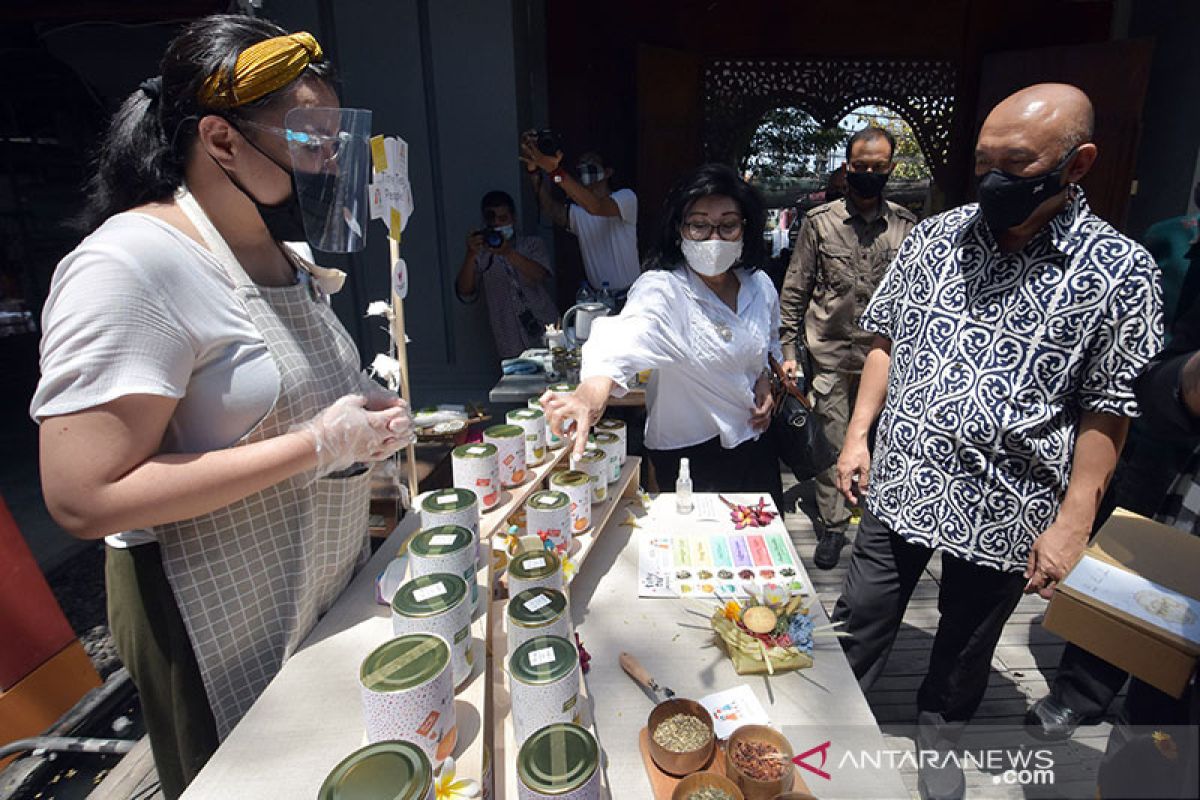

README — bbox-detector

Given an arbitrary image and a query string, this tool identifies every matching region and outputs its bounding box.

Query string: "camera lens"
[536,129,560,157]
[483,229,504,248]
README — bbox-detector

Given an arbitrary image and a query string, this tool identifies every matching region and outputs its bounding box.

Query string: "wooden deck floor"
[780,475,1119,799]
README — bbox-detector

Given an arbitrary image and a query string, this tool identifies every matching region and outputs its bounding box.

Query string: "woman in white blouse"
[543,163,783,504]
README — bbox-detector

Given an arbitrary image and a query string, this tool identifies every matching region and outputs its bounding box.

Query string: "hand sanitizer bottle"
[676,458,694,514]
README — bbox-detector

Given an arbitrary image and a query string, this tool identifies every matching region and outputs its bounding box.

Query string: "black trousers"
[831,508,1025,722]
[647,434,784,511]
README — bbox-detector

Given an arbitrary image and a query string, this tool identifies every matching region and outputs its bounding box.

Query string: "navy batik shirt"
[860,188,1163,572]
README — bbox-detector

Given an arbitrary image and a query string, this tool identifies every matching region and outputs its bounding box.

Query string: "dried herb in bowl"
[686,787,735,800]
[652,713,712,753]
[731,738,786,781]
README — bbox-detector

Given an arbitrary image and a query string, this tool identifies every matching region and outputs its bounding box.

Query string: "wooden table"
[565,493,908,799]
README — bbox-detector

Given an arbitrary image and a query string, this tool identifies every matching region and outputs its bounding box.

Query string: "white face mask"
[681,238,743,277]
[495,224,514,239]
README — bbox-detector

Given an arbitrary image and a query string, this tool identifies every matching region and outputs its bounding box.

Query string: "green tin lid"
[517,723,598,794]
[319,740,433,800]
[391,573,467,618]
[574,448,605,465]
[484,424,523,439]
[548,383,577,393]
[526,490,569,512]
[409,525,473,558]
[550,470,591,490]
[420,488,476,513]
[595,418,625,431]
[453,442,497,460]
[507,408,543,422]
[508,588,568,628]
[592,431,619,446]
[360,633,450,693]
[508,549,561,581]
[510,635,578,685]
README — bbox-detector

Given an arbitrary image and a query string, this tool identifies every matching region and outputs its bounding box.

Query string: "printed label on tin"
[413,582,447,602]
[534,496,557,507]
[454,626,469,644]
[429,533,457,546]
[416,710,441,739]
[435,494,459,506]
[562,694,578,713]
[467,446,488,455]
[525,557,547,570]
[528,647,556,667]
[523,593,552,612]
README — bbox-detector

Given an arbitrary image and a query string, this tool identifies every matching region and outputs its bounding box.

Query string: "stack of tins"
[407,525,478,607]
[419,487,482,566]
[452,443,501,511]
[593,418,627,464]
[590,431,621,485]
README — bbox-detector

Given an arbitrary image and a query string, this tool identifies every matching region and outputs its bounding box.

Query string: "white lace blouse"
[581,266,782,450]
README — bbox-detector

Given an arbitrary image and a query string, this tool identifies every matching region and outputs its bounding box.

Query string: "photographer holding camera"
[456,190,559,359]
[520,130,640,300]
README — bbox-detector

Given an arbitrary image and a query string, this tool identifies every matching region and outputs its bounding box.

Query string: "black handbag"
[768,354,839,481]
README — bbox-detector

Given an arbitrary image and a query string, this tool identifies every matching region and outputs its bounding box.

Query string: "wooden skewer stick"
[388,236,419,501]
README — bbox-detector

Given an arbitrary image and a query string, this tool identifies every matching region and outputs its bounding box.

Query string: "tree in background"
[740,107,846,184]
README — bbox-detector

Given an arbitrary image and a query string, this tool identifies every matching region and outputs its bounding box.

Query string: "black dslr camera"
[476,228,505,249]
[535,129,561,157]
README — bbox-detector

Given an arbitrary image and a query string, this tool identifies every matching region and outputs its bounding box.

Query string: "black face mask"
[977,147,1077,235]
[216,122,336,245]
[846,170,889,199]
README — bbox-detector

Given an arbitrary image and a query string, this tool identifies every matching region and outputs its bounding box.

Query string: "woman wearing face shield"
[542,164,784,507]
[30,16,411,797]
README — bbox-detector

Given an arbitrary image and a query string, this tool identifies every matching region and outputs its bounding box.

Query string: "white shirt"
[567,188,641,290]
[31,213,283,547]
[581,266,782,450]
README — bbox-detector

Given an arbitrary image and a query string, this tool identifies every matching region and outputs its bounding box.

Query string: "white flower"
[434,757,480,800]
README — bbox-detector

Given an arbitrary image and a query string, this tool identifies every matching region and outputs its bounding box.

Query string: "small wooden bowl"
[724,725,795,800]
[647,698,716,777]
[671,770,744,800]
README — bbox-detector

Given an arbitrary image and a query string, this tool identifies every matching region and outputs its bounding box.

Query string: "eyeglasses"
[234,117,354,160]
[682,218,745,241]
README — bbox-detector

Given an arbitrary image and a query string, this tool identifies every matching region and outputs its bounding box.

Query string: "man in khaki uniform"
[780,126,917,569]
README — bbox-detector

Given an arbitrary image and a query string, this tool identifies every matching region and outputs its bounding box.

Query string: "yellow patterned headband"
[199,32,324,109]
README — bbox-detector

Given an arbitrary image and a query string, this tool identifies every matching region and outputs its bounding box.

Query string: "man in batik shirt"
[832,84,1163,799]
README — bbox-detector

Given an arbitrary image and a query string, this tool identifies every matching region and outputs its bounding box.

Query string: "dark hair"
[645,163,767,271]
[845,126,896,162]
[480,190,516,214]
[77,14,334,232]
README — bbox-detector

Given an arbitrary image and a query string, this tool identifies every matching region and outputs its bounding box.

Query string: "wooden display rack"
[489,456,643,798]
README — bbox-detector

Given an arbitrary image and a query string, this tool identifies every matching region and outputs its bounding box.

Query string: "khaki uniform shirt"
[779,197,918,373]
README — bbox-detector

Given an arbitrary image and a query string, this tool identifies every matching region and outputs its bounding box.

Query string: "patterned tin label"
[409,526,478,607]
[419,489,480,544]
[525,490,572,555]
[507,408,548,467]
[392,575,474,686]
[594,418,627,465]
[509,636,581,745]
[452,445,501,510]
[358,636,456,768]
[591,431,621,484]
[570,449,608,503]
[485,425,528,489]
[549,470,592,534]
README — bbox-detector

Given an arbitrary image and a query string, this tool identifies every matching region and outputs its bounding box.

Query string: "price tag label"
[523,593,552,612]
[528,647,557,667]
[413,582,447,603]
[534,496,557,508]
[429,534,457,547]
[525,557,546,570]
[436,493,458,507]
[468,446,488,455]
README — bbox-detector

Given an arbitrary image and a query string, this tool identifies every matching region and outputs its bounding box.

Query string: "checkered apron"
[158,189,372,738]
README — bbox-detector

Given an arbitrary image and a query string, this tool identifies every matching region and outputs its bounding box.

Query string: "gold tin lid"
[508,549,561,581]
[550,470,591,489]
[409,525,473,559]
[484,423,524,440]
[420,488,477,513]
[319,740,433,800]
[360,633,449,693]
[526,490,569,513]
[517,723,598,794]
[508,587,568,628]
[453,442,497,460]
[391,573,467,618]
[509,634,578,685]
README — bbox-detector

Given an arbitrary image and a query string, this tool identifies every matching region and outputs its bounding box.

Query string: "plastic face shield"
[283,107,372,253]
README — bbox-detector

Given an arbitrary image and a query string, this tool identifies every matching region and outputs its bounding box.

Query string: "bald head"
[975,83,1097,183]
[987,83,1093,154]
